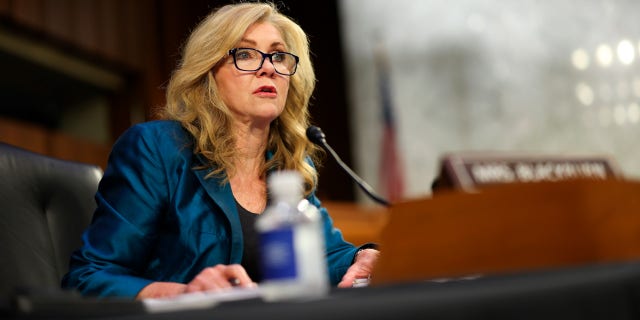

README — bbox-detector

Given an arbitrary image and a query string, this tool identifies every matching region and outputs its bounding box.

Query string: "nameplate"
[434,152,623,192]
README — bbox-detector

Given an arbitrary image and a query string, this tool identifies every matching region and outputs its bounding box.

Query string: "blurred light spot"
[629,103,640,123]
[575,82,594,106]
[598,107,611,127]
[596,44,613,67]
[617,39,635,65]
[571,49,590,70]
[613,104,626,126]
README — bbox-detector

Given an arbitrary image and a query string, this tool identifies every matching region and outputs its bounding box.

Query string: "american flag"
[375,43,405,203]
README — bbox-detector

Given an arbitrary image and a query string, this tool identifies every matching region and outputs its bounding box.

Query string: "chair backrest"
[0,142,102,303]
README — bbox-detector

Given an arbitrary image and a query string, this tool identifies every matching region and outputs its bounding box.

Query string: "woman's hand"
[136,282,187,299]
[185,264,256,293]
[136,264,256,299]
[337,248,380,288]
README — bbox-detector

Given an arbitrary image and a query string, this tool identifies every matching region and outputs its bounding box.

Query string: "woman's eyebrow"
[238,39,286,50]
[238,39,257,46]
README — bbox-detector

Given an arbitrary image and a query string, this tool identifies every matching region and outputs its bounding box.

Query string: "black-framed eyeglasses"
[228,48,299,76]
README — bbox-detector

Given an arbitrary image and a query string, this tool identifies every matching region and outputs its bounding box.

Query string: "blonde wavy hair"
[160,2,322,195]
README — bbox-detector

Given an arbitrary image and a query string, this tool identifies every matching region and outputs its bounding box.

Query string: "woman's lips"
[253,86,277,97]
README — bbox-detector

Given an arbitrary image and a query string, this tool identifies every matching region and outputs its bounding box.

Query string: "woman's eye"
[237,52,252,60]
[272,53,285,62]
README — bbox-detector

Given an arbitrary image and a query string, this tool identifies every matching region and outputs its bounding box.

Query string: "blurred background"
[342,0,640,203]
[0,0,638,204]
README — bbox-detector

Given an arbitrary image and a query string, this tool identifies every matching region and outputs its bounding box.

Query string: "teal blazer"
[62,120,358,298]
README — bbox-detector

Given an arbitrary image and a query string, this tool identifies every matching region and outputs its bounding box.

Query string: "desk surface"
[6,260,640,320]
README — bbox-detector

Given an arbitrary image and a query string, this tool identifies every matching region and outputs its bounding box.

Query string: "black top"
[236,201,262,282]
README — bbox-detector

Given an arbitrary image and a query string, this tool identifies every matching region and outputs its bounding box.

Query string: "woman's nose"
[257,57,276,76]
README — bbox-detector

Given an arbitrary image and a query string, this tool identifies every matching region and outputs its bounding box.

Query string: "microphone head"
[306,126,326,146]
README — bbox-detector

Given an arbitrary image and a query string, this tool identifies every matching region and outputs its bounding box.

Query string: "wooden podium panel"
[373,179,640,285]
[323,201,388,246]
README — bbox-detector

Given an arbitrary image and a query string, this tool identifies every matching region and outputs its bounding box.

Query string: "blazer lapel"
[190,151,275,264]
[192,165,244,263]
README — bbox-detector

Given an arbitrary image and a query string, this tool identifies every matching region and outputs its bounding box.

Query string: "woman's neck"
[228,123,269,213]
[233,123,269,171]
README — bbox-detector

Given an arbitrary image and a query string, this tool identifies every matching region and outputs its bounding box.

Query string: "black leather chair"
[0,142,102,308]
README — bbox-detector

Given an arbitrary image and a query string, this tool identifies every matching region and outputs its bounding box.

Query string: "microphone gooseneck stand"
[306,126,390,207]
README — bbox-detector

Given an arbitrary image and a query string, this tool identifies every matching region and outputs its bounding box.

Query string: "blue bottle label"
[259,227,297,280]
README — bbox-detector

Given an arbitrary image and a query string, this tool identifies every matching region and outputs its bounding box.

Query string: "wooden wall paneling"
[150,0,215,119]
[95,0,121,62]
[108,86,137,140]
[43,0,72,44]
[0,0,11,15]
[11,0,44,31]
[71,0,100,54]
[48,130,109,169]
[120,0,144,69]
[0,118,110,169]
[0,117,48,154]
[157,0,191,66]
[138,0,165,117]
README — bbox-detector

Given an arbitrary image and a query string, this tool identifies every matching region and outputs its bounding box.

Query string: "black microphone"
[306,126,390,206]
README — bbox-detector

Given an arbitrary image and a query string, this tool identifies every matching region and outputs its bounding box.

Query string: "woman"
[62,2,378,299]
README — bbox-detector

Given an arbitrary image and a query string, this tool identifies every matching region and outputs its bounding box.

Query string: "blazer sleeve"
[306,193,359,285]
[62,124,170,297]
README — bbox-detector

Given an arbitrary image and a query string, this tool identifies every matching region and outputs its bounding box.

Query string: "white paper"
[142,286,263,313]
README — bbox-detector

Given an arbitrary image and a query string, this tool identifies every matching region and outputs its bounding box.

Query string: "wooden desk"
[374,179,640,285]
[322,201,388,246]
